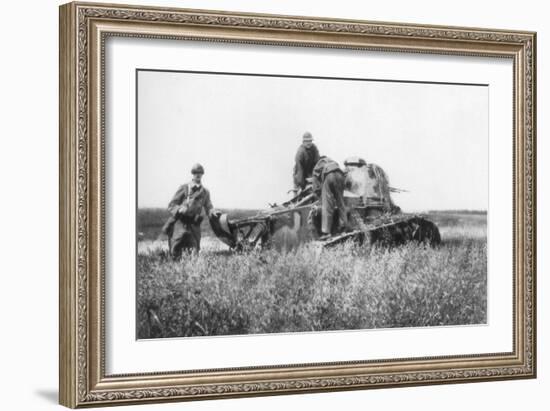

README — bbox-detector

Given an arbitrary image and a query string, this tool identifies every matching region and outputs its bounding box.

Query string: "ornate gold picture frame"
[59,1,536,408]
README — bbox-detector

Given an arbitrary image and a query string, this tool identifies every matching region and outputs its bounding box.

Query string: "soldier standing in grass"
[162,163,217,259]
[293,131,320,192]
[312,157,349,239]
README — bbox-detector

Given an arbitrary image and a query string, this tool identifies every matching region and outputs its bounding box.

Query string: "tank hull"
[209,205,440,251]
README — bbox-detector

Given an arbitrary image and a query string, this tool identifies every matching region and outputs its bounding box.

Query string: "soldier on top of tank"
[312,157,350,239]
[161,163,220,259]
[293,131,320,192]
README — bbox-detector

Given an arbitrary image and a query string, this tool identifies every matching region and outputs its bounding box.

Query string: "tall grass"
[137,232,486,339]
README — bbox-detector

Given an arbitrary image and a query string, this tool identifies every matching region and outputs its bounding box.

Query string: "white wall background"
[0,0,545,410]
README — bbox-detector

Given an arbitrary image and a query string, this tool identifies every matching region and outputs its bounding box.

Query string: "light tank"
[209,157,441,251]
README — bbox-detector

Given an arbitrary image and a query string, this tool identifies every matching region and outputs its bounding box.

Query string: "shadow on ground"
[35,389,58,404]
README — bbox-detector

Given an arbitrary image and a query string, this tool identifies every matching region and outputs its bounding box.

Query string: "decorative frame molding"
[59,2,536,408]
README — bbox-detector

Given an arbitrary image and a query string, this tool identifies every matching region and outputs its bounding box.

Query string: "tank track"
[319,213,441,248]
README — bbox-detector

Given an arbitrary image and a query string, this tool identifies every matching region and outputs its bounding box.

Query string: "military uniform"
[293,133,320,190]
[163,182,213,258]
[312,157,348,235]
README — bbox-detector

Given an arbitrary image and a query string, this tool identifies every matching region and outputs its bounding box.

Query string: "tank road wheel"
[398,220,414,243]
[410,218,441,246]
[307,205,323,240]
[370,225,393,247]
[368,218,440,247]
[392,221,411,246]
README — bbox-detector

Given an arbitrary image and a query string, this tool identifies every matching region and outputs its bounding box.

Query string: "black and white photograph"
[136,69,488,339]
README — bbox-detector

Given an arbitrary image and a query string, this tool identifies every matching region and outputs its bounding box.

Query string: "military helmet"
[302,131,313,143]
[191,163,205,174]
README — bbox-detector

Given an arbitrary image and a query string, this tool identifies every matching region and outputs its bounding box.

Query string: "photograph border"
[59,1,536,407]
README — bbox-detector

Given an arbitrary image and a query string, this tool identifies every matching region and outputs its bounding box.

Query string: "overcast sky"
[137,70,488,211]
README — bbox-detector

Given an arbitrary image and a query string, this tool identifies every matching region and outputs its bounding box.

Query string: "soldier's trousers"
[169,220,201,259]
[321,170,348,234]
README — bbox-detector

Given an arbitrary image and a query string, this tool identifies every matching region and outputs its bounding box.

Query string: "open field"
[136,210,487,339]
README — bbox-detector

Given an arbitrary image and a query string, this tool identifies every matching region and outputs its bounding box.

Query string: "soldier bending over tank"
[312,157,349,238]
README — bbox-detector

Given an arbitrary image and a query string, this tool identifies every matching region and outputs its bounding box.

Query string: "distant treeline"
[427,210,487,215]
